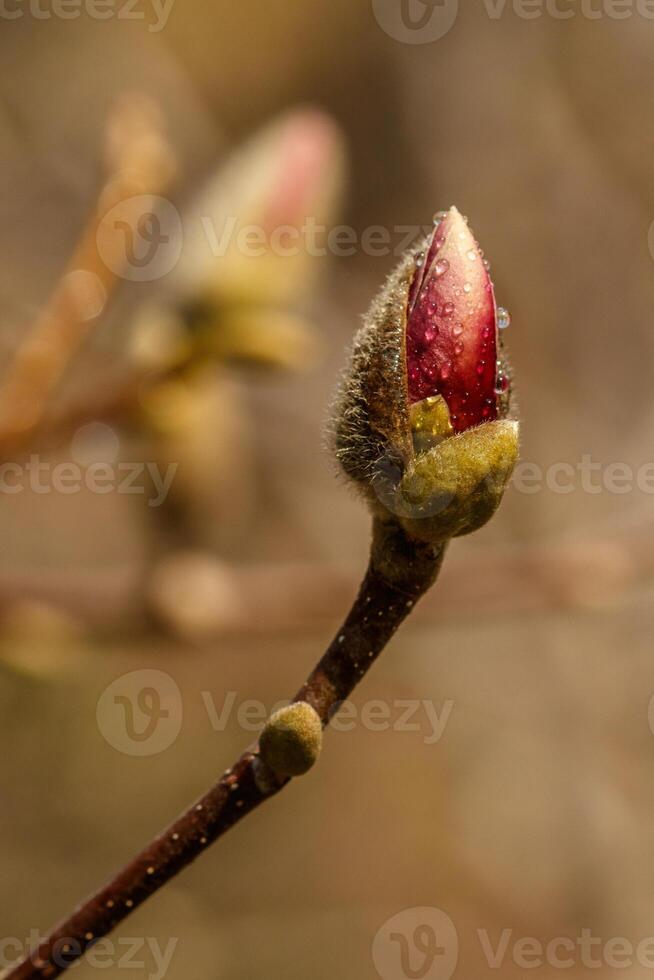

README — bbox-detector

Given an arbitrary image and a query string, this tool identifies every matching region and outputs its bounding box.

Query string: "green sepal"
[396,420,519,543]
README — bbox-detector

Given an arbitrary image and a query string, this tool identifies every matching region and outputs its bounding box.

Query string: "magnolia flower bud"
[129,108,346,376]
[334,206,518,543]
[259,702,323,777]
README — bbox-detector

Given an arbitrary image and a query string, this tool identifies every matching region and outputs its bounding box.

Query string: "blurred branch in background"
[2,108,347,456]
[0,102,348,643]
[0,515,643,644]
[0,95,176,458]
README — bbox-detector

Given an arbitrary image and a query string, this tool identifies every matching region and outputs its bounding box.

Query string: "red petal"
[406,207,498,433]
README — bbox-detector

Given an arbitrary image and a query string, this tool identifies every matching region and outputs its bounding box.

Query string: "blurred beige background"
[2,2,654,978]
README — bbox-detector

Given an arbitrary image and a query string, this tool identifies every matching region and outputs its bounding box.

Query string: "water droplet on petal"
[466,250,476,262]
[454,341,464,355]
[442,302,454,316]
[440,362,452,381]
[463,283,472,294]
[434,259,449,278]
[453,323,464,337]
[497,307,512,330]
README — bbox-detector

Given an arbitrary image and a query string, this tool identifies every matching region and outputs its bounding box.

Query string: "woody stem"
[4,517,444,980]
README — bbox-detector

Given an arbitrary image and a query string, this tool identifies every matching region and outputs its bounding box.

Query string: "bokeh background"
[2,2,654,978]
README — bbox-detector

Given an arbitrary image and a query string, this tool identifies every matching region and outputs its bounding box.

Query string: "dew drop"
[442,302,455,316]
[440,362,451,381]
[495,375,509,394]
[454,341,464,355]
[483,259,491,271]
[497,307,512,330]
[433,210,448,223]
[466,250,476,262]
[434,259,449,278]
[463,283,472,294]
[453,323,464,337]
[415,250,425,269]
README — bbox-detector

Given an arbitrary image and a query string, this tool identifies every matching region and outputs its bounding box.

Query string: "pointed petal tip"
[406,208,499,431]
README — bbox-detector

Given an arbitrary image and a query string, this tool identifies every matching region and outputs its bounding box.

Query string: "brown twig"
[0,96,174,457]
[3,519,443,980]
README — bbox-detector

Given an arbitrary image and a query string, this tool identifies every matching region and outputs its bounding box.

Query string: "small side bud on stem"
[260,702,323,777]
